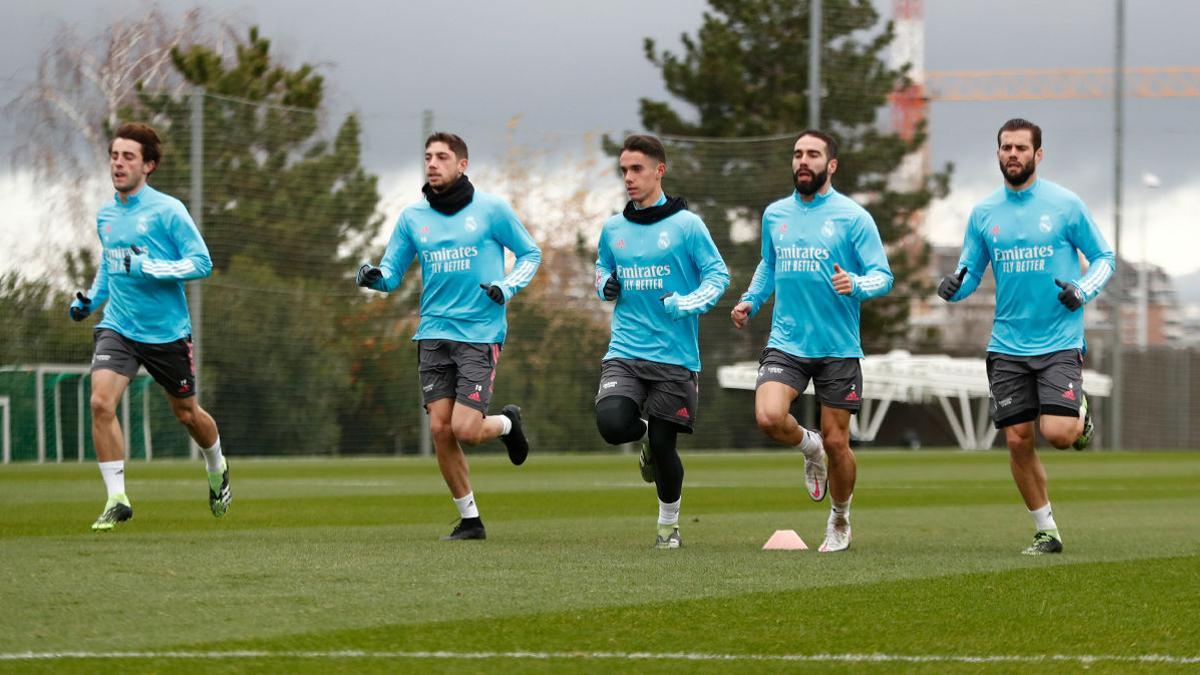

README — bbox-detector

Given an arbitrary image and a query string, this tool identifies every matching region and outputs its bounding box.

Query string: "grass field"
[2,449,1198,673]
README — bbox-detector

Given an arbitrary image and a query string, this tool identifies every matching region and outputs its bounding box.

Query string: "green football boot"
[638,442,655,483]
[654,524,681,549]
[1071,393,1094,451]
[1022,530,1063,555]
[208,458,231,518]
[91,494,133,532]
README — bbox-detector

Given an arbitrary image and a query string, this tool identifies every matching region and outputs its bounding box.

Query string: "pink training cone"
[762,529,808,550]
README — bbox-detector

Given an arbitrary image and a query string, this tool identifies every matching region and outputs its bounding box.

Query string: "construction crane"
[887,0,1199,140]
[926,66,1200,102]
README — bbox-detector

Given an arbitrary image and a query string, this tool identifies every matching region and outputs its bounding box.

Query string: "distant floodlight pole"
[418,109,434,458]
[188,86,205,461]
[808,0,822,127]
[1137,172,1160,349]
[801,0,821,429]
[1110,0,1125,449]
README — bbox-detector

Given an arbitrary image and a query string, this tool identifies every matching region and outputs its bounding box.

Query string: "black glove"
[937,267,968,300]
[602,270,620,301]
[480,283,505,305]
[356,264,382,288]
[123,244,143,274]
[1055,279,1084,311]
[68,292,92,322]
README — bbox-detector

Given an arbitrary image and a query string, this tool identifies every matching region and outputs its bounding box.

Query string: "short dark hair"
[425,132,469,159]
[997,118,1042,150]
[621,134,667,165]
[110,123,163,171]
[795,129,838,160]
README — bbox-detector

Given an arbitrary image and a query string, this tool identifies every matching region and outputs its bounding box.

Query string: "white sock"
[798,428,823,459]
[1029,503,1058,533]
[831,495,852,523]
[454,492,479,519]
[658,497,681,526]
[495,414,513,436]
[199,437,224,473]
[98,460,126,498]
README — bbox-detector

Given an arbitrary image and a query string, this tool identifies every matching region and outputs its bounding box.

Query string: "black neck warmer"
[422,174,475,215]
[623,195,688,224]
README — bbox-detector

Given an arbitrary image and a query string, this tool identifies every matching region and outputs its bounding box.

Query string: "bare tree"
[5,6,232,277]
[477,115,623,317]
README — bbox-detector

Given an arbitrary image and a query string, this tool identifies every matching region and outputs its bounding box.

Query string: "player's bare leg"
[1039,414,1084,450]
[450,406,506,446]
[165,394,218,447]
[89,369,133,531]
[91,369,129,463]
[430,398,471,499]
[821,406,855,503]
[430,398,485,540]
[818,406,854,552]
[1006,422,1047,508]
[755,382,827,501]
[1007,421,1062,554]
[166,394,229,517]
[450,398,529,466]
[754,381,803,444]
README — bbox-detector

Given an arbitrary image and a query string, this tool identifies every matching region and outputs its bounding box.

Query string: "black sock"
[648,417,684,503]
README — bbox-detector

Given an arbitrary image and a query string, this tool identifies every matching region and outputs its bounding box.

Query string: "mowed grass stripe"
[2,450,1197,491]
[114,554,1192,675]
[2,452,1197,533]
[1,451,1197,669]
[4,649,1199,665]
[2,484,1195,537]
[3,509,1196,653]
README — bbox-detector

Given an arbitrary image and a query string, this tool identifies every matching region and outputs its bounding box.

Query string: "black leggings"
[595,396,684,503]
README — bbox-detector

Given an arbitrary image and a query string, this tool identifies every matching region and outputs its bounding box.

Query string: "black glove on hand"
[1055,279,1084,311]
[602,270,621,301]
[68,292,92,322]
[356,264,382,288]
[480,284,505,305]
[123,244,143,273]
[937,267,968,300]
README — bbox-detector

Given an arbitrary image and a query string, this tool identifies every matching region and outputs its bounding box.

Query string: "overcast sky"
[2,0,1197,276]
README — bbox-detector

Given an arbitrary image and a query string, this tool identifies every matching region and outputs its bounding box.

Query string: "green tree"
[0,273,91,366]
[620,0,950,446]
[638,0,948,347]
[495,280,614,454]
[4,7,225,256]
[335,300,425,456]
[115,27,388,455]
[134,27,383,282]
[201,256,351,455]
